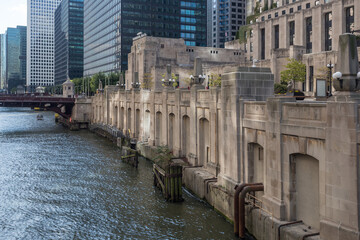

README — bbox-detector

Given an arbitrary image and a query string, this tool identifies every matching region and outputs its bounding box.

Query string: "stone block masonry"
[90,65,360,240]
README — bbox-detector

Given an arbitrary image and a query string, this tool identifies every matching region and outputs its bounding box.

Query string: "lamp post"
[189,74,206,85]
[161,77,176,87]
[131,82,140,89]
[327,61,334,96]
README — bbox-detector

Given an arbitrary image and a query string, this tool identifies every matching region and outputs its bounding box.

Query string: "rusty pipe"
[302,232,319,240]
[234,183,263,236]
[239,184,264,239]
[278,220,303,240]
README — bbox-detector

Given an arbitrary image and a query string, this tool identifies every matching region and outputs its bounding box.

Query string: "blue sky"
[0,0,27,34]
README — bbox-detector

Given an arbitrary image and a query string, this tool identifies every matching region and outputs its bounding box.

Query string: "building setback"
[6,26,27,92]
[27,0,62,89]
[54,0,84,85]
[84,0,207,76]
[210,0,247,48]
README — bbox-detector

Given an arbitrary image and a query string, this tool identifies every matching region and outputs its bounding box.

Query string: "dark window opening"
[309,66,314,92]
[261,28,265,60]
[306,17,312,53]
[289,21,295,46]
[346,7,354,33]
[325,12,332,51]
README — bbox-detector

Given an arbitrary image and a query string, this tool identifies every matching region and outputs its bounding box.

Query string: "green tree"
[208,73,221,87]
[141,73,154,90]
[107,72,120,85]
[280,58,306,86]
[90,72,106,93]
[71,77,83,94]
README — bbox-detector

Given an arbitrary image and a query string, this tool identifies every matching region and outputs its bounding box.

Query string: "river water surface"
[0,108,238,240]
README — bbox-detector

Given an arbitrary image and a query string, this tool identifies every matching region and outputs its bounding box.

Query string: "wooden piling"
[153,162,183,202]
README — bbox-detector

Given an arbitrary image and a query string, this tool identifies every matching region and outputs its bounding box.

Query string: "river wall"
[74,66,360,240]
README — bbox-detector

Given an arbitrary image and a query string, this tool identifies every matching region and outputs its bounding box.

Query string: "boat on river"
[37,114,43,120]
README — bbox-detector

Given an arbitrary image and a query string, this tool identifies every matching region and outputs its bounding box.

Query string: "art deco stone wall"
[92,66,360,239]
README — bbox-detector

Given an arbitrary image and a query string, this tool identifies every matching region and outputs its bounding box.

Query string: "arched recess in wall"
[127,108,132,134]
[135,109,140,138]
[119,107,124,130]
[144,110,151,141]
[247,143,264,183]
[155,111,162,146]
[168,113,175,150]
[182,115,190,158]
[114,106,118,127]
[199,117,210,166]
[247,143,265,198]
[289,154,320,230]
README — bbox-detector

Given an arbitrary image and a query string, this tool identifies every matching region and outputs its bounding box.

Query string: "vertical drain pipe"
[234,183,262,236]
[239,184,264,239]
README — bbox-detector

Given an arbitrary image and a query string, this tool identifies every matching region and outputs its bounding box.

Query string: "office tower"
[0,34,4,90]
[84,0,207,76]
[210,0,247,48]
[54,0,84,85]
[6,26,27,92]
[27,0,62,90]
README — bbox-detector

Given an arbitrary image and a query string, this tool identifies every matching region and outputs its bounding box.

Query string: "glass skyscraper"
[27,0,62,89]
[54,0,84,85]
[0,34,5,90]
[211,0,247,48]
[84,0,207,76]
[6,26,27,91]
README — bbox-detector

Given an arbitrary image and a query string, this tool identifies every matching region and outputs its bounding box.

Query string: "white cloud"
[0,1,27,34]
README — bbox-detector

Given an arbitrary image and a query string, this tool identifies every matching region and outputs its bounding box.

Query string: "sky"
[0,0,27,34]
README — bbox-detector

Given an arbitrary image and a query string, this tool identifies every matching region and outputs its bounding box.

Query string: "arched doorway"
[119,107,124,130]
[290,154,320,230]
[182,115,190,158]
[247,143,264,184]
[155,111,162,145]
[135,109,140,138]
[127,108,131,135]
[168,113,175,150]
[114,106,118,127]
[199,118,210,166]
[144,110,151,141]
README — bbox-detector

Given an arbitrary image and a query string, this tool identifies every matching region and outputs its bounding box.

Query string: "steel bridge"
[0,94,75,119]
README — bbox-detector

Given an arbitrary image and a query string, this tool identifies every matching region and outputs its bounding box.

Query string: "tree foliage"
[208,73,222,87]
[280,58,306,83]
[70,72,121,95]
[141,73,153,90]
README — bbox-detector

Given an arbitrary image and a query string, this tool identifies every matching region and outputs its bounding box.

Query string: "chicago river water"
[0,108,237,240]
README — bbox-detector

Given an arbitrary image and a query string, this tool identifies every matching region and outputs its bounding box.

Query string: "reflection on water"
[0,108,237,240]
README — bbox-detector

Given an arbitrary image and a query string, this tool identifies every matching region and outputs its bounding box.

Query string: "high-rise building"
[210,0,247,48]
[27,0,62,90]
[84,0,207,76]
[54,0,84,85]
[6,26,27,92]
[0,34,4,90]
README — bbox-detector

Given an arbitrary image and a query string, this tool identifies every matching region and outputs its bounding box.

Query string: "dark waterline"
[0,108,239,240]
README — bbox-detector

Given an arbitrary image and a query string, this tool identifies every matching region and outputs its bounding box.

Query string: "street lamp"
[131,82,141,89]
[327,61,334,96]
[161,77,176,87]
[333,71,343,89]
[189,74,206,85]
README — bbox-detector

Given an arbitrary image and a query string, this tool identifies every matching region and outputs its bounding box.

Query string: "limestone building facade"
[125,36,245,91]
[87,33,360,239]
[227,0,360,96]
